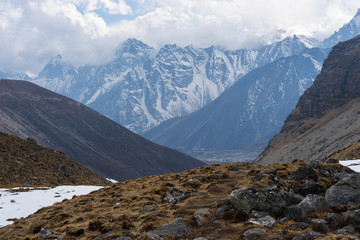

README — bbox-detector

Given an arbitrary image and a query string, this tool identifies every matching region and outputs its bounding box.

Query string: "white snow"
[0,185,103,228]
[339,159,360,173]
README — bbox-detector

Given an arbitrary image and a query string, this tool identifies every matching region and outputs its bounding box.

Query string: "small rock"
[147,218,193,239]
[228,166,245,171]
[142,205,155,214]
[248,215,276,228]
[303,232,325,240]
[39,228,53,239]
[243,227,266,240]
[289,165,318,182]
[250,210,269,218]
[111,237,133,240]
[216,205,235,219]
[342,209,360,226]
[193,208,210,227]
[325,213,338,225]
[297,194,326,212]
[301,180,325,195]
[310,219,328,233]
[283,205,305,221]
[333,172,350,181]
[289,222,309,231]
[279,191,304,206]
[325,173,360,207]
[164,188,189,205]
[335,225,356,234]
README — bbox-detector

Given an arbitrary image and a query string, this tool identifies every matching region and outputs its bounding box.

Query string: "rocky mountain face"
[0,132,110,188]
[142,48,329,154]
[0,158,359,239]
[255,35,360,165]
[32,36,310,133]
[0,80,204,181]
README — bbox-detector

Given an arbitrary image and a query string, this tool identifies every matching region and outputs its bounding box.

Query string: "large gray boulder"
[147,218,193,239]
[230,187,285,217]
[325,173,360,207]
[297,194,326,212]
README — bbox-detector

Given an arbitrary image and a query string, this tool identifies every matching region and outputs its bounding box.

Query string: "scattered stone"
[310,219,328,233]
[228,166,245,171]
[335,225,356,234]
[164,188,189,205]
[142,205,155,214]
[193,208,210,226]
[301,180,325,195]
[283,205,305,221]
[147,218,193,239]
[289,222,309,231]
[216,205,235,219]
[250,210,268,218]
[243,227,266,240]
[279,191,304,206]
[303,232,325,240]
[342,209,360,226]
[230,187,285,217]
[111,237,133,240]
[325,173,360,207]
[297,194,326,212]
[333,172,351,181]
[248,215,276,228]
[289,165,318,182]
[39,228,53,239]
[325,213,338,225]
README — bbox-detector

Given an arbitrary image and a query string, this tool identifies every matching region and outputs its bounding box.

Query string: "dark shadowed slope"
[0,80,204,181]
[0,132,110,187]
[256,35,360,165]
[142,48,329,154]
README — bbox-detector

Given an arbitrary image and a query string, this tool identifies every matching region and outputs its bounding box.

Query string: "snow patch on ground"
[339,159,360,173]
[0,185,103,228]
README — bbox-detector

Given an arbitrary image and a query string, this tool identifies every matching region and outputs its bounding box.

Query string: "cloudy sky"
[1,0,360,75]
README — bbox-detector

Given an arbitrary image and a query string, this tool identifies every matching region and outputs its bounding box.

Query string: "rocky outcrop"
[325,173,360,207]
[256,35,360,165]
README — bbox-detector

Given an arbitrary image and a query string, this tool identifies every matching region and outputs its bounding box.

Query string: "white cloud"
[0,0,360,75]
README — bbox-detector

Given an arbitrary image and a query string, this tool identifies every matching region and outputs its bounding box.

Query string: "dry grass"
[0,160,357,239]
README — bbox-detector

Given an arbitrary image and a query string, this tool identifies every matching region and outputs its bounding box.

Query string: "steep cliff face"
[255,35,360,165]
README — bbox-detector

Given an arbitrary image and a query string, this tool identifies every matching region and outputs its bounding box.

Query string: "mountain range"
[1,9,360,163]
[255,35,360,165]
[0,80,204,181]
[31,35,311,134]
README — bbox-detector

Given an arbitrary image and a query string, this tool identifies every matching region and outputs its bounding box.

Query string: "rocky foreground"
[0,159,359,239]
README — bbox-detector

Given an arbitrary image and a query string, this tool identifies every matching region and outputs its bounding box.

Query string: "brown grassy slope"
[0,160,355,240]
[0,132,110,188]
[327,141,360,160]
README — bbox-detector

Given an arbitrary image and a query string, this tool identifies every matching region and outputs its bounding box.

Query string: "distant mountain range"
[143,47,329,154]
[255,35,360,164]
[0,80,204,181]
[30,35,311,133]
[2,9,360,162]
